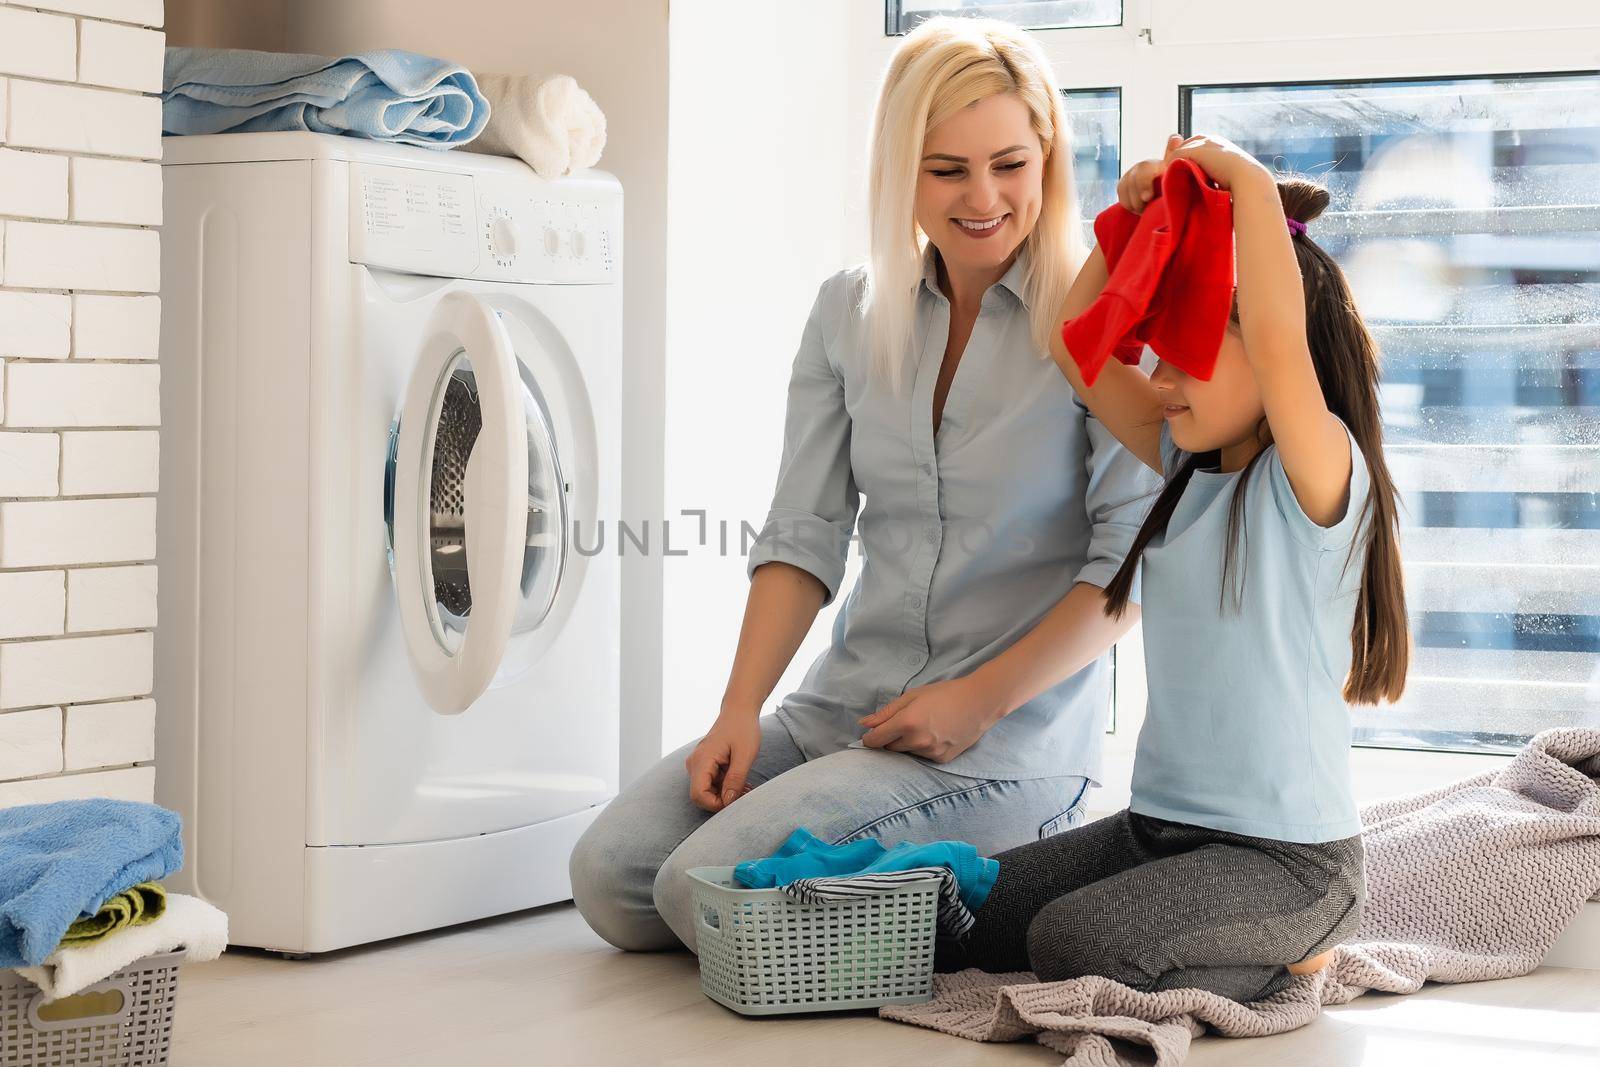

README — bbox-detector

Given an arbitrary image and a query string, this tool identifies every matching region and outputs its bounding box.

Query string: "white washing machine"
[155,132,621,955]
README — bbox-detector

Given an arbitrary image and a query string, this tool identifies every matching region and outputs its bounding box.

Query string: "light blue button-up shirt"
[746,246,1159,781]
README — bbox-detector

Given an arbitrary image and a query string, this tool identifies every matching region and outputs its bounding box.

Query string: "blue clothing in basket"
[734,827,998,911]
[0,799,184,968]
[162,47,489,148]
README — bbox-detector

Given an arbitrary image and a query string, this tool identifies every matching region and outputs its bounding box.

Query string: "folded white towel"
[465,73,606,180]
[14,892,228,1001]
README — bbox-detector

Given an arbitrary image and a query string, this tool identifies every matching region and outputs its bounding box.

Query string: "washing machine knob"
[490,216,518,258]
[543,226,561,255]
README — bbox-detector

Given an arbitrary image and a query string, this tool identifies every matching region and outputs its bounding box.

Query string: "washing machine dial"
[491,217,517,257]
[570,229,587,258]
[484,207,517,267]
[542,226,561,256]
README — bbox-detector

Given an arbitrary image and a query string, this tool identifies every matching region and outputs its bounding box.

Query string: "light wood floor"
[169,903,1600,1066]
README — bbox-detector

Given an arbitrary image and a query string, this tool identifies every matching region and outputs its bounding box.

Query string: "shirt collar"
[919,242,1031,311]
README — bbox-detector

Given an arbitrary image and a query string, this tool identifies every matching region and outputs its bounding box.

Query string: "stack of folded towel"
[162,47,490,147]
[1,798,228,1001]
[162,47,607,181]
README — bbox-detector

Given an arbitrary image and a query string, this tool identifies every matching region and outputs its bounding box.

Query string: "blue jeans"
[569,712,1091,953]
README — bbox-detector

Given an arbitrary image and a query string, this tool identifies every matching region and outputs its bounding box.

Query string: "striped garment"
[780,866,976,938]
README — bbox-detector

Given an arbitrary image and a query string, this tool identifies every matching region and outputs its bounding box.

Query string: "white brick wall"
[6,81,163,159]
[0,148,69,221]
[4,361,161,426]
[0,498,158,567]
[0,430,60,496]
[0,9,77,83]
[2,220,160,291]
[0,292,72,357]
[0,1,164,807]
[60,430,159,494]
[67,564,157,631]
[73,294,160,358]
[63,697,155,770]
[71,158,162,225]
[0,570,64,638]
[0,706,64,779]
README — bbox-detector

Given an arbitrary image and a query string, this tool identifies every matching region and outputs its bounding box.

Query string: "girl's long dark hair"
[1102,176,1410,705]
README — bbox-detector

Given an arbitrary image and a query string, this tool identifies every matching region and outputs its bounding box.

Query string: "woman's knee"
[568,817,679,952]
[650,848,691,930]
[649,832,728,952]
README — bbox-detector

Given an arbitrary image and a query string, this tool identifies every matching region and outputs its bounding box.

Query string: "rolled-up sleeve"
[745,276,860,606]
[1072,398,1161,601]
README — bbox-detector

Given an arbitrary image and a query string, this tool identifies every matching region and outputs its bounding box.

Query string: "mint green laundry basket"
[686,866,939,1016]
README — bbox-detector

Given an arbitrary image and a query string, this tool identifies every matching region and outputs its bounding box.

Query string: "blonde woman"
[570,17,1157,953]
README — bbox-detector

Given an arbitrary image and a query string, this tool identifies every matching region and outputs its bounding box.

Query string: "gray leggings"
[936,809,1365,1002]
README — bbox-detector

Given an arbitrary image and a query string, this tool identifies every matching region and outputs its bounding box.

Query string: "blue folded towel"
[0,799,184,968]
[162,47,489,148]
[733,827,999,911]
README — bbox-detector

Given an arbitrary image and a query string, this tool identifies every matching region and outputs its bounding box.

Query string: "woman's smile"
[1162,403,1190,419]
[954,212,1010,239]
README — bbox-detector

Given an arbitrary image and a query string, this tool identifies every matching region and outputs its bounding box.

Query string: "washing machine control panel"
[349,162,619,284]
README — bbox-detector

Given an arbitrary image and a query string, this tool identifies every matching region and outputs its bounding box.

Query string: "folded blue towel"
[0,799,184,968]
[733,827,999,911]
[163,47,489,148]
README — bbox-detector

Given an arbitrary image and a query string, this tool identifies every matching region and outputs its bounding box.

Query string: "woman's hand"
[685,709,763,813]
[857,676,1002,764]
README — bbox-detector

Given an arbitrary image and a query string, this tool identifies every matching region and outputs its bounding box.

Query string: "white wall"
[658,0,861,753]
[654,1,941,755]
[0,0,166,807]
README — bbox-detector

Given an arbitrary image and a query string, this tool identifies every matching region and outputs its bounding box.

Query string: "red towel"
[1061,158,1235,386]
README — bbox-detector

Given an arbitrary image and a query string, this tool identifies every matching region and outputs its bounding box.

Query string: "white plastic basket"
[687,866,939,1016]
[1,948,184,1066]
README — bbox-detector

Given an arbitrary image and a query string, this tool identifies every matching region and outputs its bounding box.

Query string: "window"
[1061,87,1122,221]
[887,0,1120,36]
[1185,73,1600,755]
[1058,85,1123,729]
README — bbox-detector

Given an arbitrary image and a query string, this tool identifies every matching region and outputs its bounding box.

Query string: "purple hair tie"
[1286,218,1307,237]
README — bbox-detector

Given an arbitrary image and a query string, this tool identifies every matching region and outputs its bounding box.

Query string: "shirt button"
[919,463,931,475]
[909,595,924,608]
[905,651,922,665]
[923,527,937,544]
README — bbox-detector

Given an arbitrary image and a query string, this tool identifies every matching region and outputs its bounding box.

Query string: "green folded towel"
[60,882,166,947]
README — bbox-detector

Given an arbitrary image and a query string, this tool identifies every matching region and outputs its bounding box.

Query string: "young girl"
[934,134,1409,1002]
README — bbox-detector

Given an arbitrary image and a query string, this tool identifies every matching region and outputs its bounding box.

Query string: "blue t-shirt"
[1129,420,1371,843]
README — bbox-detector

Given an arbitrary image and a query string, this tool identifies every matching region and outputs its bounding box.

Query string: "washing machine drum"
[386,291,570,714]
[426,364,565,633]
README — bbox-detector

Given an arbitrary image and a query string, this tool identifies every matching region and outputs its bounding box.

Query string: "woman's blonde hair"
[863,16,1087,390]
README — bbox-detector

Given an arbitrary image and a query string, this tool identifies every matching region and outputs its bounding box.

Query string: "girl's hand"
[1163,133,1270,192]
[1116,134,1185,213]
[857,676,1001,763]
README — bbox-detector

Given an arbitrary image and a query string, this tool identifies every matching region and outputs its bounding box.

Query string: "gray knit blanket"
[880,727,1600,1066]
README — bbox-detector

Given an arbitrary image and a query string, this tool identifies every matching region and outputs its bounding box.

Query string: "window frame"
[885,0,1124,37]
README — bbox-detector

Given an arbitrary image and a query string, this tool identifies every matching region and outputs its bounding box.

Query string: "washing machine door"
[389,291,530,714]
